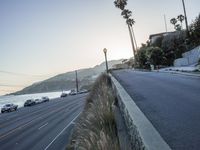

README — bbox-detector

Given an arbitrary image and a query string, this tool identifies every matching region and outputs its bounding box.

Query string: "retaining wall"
[174,46,200,67]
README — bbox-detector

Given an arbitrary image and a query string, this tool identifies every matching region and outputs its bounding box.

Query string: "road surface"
[0,94,87,150]
[112,70,200,150]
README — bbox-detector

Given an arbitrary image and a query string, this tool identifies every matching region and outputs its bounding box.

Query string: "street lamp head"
[103,48,107,54]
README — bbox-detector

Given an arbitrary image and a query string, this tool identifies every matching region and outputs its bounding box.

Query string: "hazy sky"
[0,0,199,95]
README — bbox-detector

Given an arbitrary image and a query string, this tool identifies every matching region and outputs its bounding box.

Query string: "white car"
[41,96,50,102]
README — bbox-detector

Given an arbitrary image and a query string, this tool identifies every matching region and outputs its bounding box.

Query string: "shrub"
[189,13,200,47]
[147,47,165,66]
[135,46,149,69]
[66,74,120,150]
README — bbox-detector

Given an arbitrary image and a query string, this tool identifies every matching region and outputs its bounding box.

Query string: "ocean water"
[0,91,70,109]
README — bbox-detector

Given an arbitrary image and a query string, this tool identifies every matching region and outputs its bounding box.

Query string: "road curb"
[110,75,171,150]
[157,70,200,78]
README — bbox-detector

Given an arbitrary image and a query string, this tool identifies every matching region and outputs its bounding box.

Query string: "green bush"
[135,46,148,69]
[148,47,165,66]
[189,13,200,47]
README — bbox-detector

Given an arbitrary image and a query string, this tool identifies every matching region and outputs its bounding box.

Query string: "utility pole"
[164,14,168,32]
[182,0,189,37]
[103,48,109,73]
[75,70,79,93]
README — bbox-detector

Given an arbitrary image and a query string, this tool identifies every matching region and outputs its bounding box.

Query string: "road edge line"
[110,74,172,150]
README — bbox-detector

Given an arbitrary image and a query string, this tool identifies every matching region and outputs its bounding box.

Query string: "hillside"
[11,59,123,95]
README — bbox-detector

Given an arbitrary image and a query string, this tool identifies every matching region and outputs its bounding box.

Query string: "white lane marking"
[38,123,48,130]
[44,112,81,150]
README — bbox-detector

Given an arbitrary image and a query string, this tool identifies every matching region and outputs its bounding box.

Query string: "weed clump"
[67,74,119,150]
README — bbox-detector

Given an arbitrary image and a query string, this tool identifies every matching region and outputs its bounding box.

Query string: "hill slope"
[12,60,122,95]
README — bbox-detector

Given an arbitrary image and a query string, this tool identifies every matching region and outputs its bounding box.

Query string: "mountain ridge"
[11,59,123,95]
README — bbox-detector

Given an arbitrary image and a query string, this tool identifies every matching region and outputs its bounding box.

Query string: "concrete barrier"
[111,75,171,150]
[174,46,200,67]
[174,58,189,67]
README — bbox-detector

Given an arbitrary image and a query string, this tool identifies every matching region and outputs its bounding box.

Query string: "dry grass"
[67,74,120,150]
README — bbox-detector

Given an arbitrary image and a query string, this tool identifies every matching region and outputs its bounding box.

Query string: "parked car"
[1,103,18,113]
[41,96,50,102]
[24,99,36,107]
[69,91,77,95]
[69,90,77,96]
[78,89,89,94]
[34,99,42,104]
[60,93,68,98]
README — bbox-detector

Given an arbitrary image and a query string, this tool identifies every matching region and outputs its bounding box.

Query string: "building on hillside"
[149,31,176,46]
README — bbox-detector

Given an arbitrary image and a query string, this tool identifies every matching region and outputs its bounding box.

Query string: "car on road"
[1,103,18,113]
[69,90,77,96]
[34,99,42,104]
[78,89,89,94]
[41,96,50,102]
[60,93,68,98]
[24,99,36,107]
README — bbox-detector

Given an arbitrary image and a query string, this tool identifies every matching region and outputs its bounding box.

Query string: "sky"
[0,0,200,95]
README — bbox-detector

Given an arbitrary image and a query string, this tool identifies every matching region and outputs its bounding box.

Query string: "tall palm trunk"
[128,24,136,57]
[130,25,138,50]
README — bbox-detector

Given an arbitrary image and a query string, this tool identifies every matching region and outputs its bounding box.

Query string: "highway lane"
[112,70,200,150]
[0,94,87,150]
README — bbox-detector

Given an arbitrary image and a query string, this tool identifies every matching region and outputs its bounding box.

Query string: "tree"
[114,0,127,10]
[177,14,185,29]
[135,46,148,68]
[189,13,200,47]
[127,18,138,49]
[170,18,178,30]
[121,9,132,19]
[160,31,187,65]
[120,9,136,56]
[175,24,182,31]
[114,0,137,57]
[148,47,164,66]
[170,18,177,26]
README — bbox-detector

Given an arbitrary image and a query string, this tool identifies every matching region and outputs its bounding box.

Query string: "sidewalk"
[157,66,200,77]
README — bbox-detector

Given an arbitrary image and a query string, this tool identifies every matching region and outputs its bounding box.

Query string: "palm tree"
[114,0,137,57]
[121,9,136,56]
[114,0,127,10]
[177,14,185,29]
[121,9,132,19]
[170,18,178,30]
[127,18,138,50]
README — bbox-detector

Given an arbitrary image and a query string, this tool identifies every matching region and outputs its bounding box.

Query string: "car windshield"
[5,104,11,107]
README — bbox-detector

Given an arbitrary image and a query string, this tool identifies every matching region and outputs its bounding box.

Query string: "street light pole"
[182,0,189,37]
[75,70,79,93]
[103,48,109,73]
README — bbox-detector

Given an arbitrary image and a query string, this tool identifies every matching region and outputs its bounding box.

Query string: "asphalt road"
[112,70,200,150]
[0,94,87,150]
